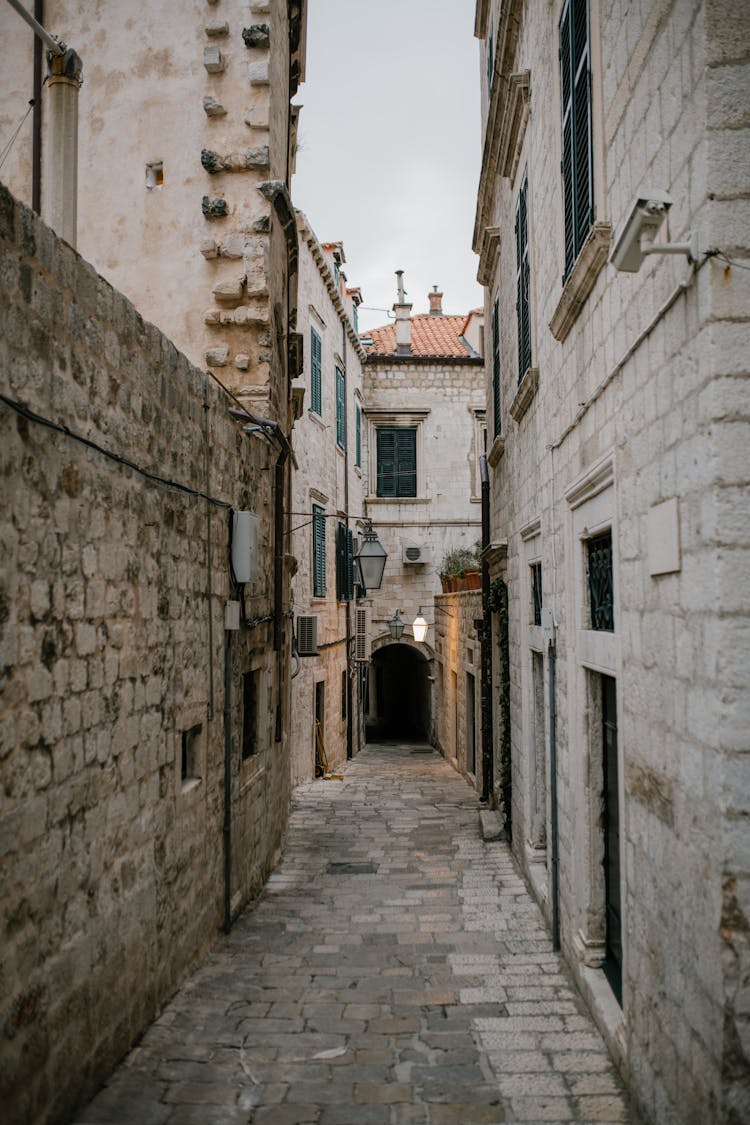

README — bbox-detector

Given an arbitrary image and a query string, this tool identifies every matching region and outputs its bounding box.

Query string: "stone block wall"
[434,591,483,791]
[0,187,291,1124]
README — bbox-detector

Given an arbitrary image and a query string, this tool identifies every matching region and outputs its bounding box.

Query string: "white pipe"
[4,0,63,54]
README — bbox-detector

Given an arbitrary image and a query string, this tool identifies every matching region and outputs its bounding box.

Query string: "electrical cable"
[707,249,750,271]
[0,99,35,172]
[0,390,233,509]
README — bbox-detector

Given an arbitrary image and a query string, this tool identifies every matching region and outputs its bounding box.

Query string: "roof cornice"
[295,210,366,362]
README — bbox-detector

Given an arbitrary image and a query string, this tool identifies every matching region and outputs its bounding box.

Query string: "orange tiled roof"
[363,314,473,358]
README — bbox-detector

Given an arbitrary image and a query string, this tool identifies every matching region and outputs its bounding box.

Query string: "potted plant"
[440,545,482,592]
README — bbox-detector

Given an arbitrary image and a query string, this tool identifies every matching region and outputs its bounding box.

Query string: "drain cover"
[327,862,378,875]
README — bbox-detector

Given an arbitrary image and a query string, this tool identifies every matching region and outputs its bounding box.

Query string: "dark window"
[181,724,201,782]
[588,530,614,631]
[335,367,346,449]
[242,671,259,759]
[492,297,501,437]
[336,522,354,602]
[376,427,417,498]
[355,403,361,467]
[515,173,531,382]
[602,674,622,1004]
[310,326,322,415]
[341,670,347,720]
[560,0,594,279]
[531,562,543,626]
[312,504,326,597]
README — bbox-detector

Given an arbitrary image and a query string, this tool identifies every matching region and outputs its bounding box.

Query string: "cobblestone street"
[75,745,631,1125]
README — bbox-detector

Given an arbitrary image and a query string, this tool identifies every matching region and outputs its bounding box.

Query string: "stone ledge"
[498,71,530,181]
[487,433,505,468]
[477,226,501,285]
[509,366,539,422]
[549,222,612,342]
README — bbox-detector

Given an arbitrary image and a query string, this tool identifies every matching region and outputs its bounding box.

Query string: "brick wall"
[0,187,291,1124]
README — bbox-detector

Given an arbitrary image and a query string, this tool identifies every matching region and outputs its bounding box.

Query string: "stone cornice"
[364,353,483,368]
[477,226,502,286]
[564,449,615,510]
[509,366,539,422]
[474,0,490,38]
[549,222,613,342]
[498,71,530,181]
[487,433,506,467]
[295,210,366,362]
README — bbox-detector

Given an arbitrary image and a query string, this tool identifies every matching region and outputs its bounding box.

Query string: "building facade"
[473,1,750,1121]
[0,3,306,1121]
[289,216,366,784]
[361,283,485,750]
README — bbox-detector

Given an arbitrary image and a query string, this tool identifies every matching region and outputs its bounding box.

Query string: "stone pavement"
[75,743,631,1125]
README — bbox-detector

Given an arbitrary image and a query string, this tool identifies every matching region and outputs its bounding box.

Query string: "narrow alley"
[75,745,630,1125]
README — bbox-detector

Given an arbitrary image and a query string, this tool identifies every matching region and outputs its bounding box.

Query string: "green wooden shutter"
[355,403,361,467]
[312,505,326,596]
[560,0,593,279]
[335,367,346,449]
[376,429,397,497]
[336,521,345,600]
[492,298,501,437]
[346,529,354,601]
[395,428,417,497]
[515,175,531,383]
[311,327,322,414]
[377,427,417,497]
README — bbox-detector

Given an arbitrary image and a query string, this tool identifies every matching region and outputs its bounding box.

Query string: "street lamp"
[354,520,387,592]
[412,608,428,643]
[388,610,405,641]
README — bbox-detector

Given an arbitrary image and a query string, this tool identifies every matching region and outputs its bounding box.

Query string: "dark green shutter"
[335,524,355,602]
[377,427,417,498]
[355,403,361,467]
[311,327,322,414]
[346,529,354,601]
[560,0,593,279]
[492,298,501,437]
[336,367,346,449]
[313,505,326,596]
[515,175,531,383]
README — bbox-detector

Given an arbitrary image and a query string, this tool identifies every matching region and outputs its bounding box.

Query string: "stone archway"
[366,636,434,742]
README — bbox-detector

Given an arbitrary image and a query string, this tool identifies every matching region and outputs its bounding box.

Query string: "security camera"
[610,188,701,272]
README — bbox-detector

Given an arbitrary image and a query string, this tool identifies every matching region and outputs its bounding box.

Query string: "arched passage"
[366,640,432,742]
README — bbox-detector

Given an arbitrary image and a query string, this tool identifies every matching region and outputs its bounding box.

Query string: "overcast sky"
[292,0,483,333]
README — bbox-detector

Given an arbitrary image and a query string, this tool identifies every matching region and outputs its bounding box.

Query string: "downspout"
[479,453,494,803]
[549,642,560,950]
[32,0,43,214]
[223,629,232,933]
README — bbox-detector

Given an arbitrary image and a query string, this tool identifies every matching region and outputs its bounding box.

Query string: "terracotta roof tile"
[363,314,473,358]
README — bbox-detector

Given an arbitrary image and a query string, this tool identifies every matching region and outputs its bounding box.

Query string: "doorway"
[602,674,622,1004]
[465,670,476,775]
[367,642,431,741]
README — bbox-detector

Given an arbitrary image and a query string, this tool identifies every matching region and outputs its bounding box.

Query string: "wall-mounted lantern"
[355,520,387,592]
[388,610,405,641]
[412,608,429,643]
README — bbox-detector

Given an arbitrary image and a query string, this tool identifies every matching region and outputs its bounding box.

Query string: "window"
[355,403,361,468]
[560,0,594,279]
[588,530,614,631]
[181,724,202,784]
[352,303,359,336]
[335,367,346,449]
[312,504,326,596]
[492,298,501,437]
[310,326,322,415]
[376,427,417,498]
[341,670,347,720]
[515,173,531,382]
[336,522,354,602]
[242,671,259,759]
[531,561,543,627]
[333,260,340,289]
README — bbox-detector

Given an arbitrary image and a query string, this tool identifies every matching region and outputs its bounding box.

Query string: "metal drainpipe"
[549,642,560,951]
[32,0,43,214]
[223,631,232,933]
[479,454,494,803]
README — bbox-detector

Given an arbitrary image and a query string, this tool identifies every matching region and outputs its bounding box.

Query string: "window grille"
[588,530,614,631]
[376,427,417,498]
[531,561,543,627]
[560,0,594,279]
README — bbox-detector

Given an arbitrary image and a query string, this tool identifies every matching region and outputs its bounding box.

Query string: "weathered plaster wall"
[0,187,291,1124]
[434,590,483,793]
[0,0,292,391]
[478,0,750,1121]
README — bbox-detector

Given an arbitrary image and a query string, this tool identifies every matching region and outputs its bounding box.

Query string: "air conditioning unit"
[297,615,319,656]
[353,606,371,662]
[402,544,433,565]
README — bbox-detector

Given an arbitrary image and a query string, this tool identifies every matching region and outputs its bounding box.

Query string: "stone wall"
[0,187,292,1124]
[476,0,750,1121]
[434,591,483,792]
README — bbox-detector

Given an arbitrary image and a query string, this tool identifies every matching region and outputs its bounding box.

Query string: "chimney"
[428,285,443,316]
[393,269,412,355]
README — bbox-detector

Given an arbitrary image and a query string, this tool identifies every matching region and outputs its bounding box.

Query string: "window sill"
[487,434,505,467]
[308,410,326,430]
[365,496,430,505]
[181,777,202,796]
[509,366,538,422]
[549,222,612,342]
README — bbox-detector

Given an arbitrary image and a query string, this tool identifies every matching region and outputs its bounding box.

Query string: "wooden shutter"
[515,176,531,382]
[346,529,354,601]
[492,298,501,437]
[311,327,322,414]
[335,367,346,449]
[376,428,397,497]
[355,403,361,467]
[377,427,417,497]
[560,0,593,279]
[395,429,417,497]
[312,505,326,596]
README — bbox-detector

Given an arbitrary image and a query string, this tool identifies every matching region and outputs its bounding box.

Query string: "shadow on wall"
[367,642,431,742]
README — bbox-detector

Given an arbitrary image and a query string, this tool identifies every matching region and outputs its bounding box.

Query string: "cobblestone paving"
[75,744,631,1124]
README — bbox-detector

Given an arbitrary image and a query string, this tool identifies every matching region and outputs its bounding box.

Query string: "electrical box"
[232,511,258,584]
